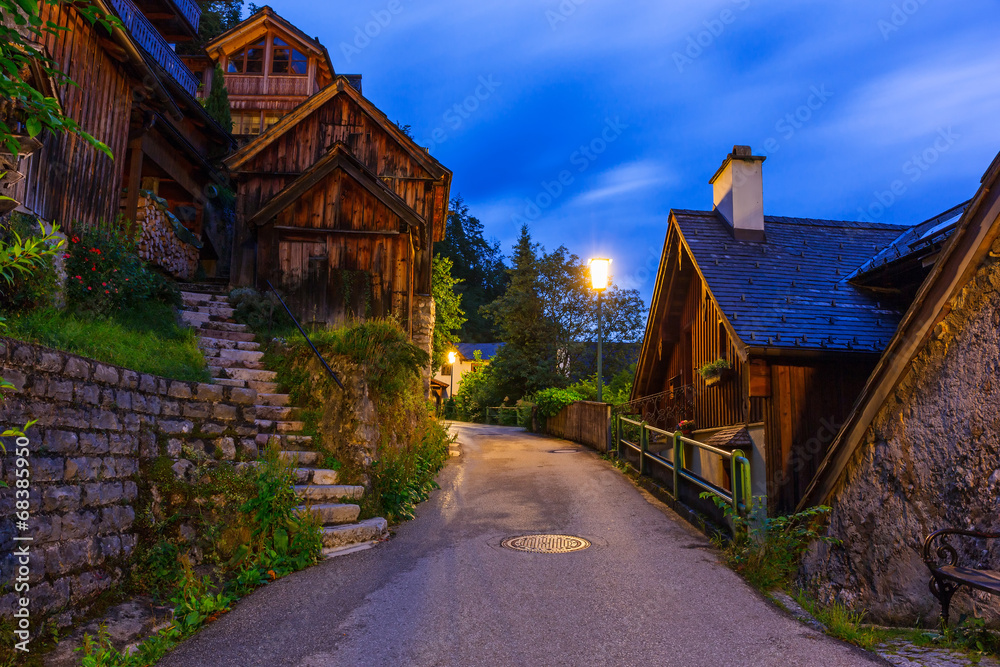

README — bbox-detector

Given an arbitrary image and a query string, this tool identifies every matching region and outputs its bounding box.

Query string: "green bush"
[702,494,838,591]
[65,226,178,315]
[0,212,59,313]
[363,419,450,523]
[534,387,583,418]
[228,286,291,333]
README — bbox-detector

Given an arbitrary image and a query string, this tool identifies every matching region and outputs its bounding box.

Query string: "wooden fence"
[544,401,611,452]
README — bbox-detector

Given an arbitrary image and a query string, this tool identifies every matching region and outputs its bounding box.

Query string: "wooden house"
[3,0,233,277]
[630,146,962,512]
[223,77,452,334]
[182,5,361,139]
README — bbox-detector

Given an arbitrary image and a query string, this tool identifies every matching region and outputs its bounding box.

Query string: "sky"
[269,0,1000,304]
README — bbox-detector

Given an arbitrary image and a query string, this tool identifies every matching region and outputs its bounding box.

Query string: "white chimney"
[709,145,766,242]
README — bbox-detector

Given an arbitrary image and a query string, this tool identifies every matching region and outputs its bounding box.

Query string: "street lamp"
[447,350,458,401]
[589,258,611,403]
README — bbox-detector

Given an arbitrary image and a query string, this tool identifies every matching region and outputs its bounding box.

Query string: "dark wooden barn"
[224,76,452,332]
[630,146,962,512]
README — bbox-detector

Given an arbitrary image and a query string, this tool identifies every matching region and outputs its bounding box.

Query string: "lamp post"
[589,258,611,403]
[447,350,457,401]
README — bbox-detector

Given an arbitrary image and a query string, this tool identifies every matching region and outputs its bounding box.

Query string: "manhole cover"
[500,534,591,553]
[549,449,580,453]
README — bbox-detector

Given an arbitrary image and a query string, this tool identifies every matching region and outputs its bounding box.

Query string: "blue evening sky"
[270,0,1000,303]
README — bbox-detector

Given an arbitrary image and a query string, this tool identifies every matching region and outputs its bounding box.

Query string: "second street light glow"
[589,258,611,291]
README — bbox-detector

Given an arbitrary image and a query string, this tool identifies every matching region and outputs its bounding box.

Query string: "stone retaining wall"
[0,338,258,617]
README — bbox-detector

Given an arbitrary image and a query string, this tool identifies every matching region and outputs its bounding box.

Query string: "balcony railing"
[107,0,199,97]
[171,0,201,33]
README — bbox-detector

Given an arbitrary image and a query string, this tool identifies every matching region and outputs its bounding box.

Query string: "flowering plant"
[65,227,178,315]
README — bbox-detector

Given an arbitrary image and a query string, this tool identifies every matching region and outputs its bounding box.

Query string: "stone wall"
[411,295,435,398]
[801,242,1000,625]
[0,338,259,618]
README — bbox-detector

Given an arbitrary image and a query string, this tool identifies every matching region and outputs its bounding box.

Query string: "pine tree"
[204,64,232,132]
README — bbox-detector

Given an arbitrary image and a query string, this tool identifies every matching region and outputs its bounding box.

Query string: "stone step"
[293,468,339,485]
[197,337,261,351]
[297,503,359,525]
[276,449,320,465]
[191,305,236,318]
[181,292,230,307]
[248,380,280,394]
[210,367,277,382]
[258,393,290,407]
[204,348,265,363]
[321,518,388,550]
[295,485,365,502]
[213,378,248,388]
[203,357,266,371]
[255,419,305,433]
[181,283,230,295]
[256,405,299,421]
[180,310,213,326]
[196,320,248,333]
[198,329,256,343]
[258,434,314,449]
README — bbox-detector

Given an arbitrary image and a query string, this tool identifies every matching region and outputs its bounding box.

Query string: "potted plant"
[676,419,696,436]
[698,358,732,387]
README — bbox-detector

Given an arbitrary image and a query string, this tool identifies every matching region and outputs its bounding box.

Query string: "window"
[271,38,307,75]
[263,111,285,131]
[227,39,265,75]
[232,112,261,136]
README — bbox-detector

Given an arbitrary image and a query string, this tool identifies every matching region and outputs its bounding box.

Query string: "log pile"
[135,194,199,280]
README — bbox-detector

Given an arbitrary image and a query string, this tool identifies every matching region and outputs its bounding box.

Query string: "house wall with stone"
[412,295,435,397]
[801,243,1000,625]
[0,338,260,618]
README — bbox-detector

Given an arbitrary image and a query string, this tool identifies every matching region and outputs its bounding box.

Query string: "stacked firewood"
[135,194,199,280]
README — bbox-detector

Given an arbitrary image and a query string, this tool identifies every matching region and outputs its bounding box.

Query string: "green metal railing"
[613,416,751,515]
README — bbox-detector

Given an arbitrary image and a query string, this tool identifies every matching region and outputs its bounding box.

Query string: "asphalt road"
[158,423,882,667]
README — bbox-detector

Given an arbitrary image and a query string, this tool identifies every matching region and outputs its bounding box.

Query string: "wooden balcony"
[108,0,199,97]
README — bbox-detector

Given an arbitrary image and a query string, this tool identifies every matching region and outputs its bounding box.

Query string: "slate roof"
[673,210,907,353]
[457,343,502,361]
[704,426,753,451]
[847,201,969,282]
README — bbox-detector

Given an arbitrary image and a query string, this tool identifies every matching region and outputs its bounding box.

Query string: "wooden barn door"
[277,236,329,327]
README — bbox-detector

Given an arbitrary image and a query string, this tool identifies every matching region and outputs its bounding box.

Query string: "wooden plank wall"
[14,4,133,231]
[545,401,611,452]
[764,358,878,512]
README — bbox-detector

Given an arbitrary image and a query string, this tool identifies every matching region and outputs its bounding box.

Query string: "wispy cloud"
[570,160,677,206]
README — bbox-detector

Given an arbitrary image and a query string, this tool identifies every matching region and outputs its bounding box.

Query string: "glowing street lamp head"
[589,258,612,291]
[447,351,457,365]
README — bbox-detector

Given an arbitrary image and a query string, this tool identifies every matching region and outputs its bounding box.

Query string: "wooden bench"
[923,529,1000,624]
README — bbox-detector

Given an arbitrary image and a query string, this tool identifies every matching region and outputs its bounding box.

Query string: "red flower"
[101,283,106,287]
[92,267,96,271]
[87,287,91,291]
[63,254,70,259]
[71,236,79,243]
[105,290,109,294]
[75,275,81,279]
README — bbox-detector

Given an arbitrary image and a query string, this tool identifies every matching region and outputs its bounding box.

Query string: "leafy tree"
[436,197,507,342]
[483,225,646,402]
[204,64,233,131]
[0,0,119,157]
[431,254,466,368]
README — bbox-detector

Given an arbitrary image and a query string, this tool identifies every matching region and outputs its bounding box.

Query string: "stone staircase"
[178,283,388,556]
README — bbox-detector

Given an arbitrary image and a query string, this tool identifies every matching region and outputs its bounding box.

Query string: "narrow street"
[159,424,880,667]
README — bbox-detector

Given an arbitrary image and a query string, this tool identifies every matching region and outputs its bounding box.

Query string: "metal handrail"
[612,415,752,517]
[265,280,343,390]
[107,0,200,96]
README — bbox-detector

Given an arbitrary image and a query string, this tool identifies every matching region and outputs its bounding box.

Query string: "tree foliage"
[435,197,507,342]
[481,225,645,402]
[431,254,465,368]
[204,64,233,131]
[177,0,245,54]
[0,0,119,157]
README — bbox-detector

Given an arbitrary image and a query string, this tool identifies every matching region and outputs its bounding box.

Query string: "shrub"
[534,387,584,418]
[0,212,60,313]
[228,286,291,333]
[64,226,178,316]
[702,494,838,591]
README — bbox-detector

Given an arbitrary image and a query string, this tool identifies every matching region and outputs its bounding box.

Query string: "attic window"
[228,39,265,75]
[272,38,307,75]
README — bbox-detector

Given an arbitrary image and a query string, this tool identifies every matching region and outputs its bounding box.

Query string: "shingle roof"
[673,210,907,353]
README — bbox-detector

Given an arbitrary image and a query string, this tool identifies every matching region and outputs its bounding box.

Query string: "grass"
[793,593,880,649]
[3,304,209,382]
